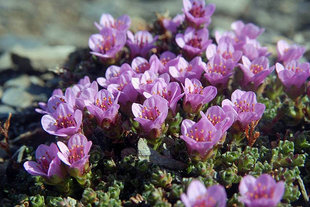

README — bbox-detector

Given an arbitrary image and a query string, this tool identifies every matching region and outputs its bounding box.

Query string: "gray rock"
[29,76,45,87]
[0,87,2,99]
[10,45,76,72]
[0,52,13,71]
[1,88,33,108]
[4,75,31,89]
[0,105,15,119]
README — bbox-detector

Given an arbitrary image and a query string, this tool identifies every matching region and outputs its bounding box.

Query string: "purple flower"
[162,14,185,34]
[277,40,306,63]
[71,76,99,110]
[95,13,131,32]
[169,56,205,83]
[97,63,132,88]
[200,105,234,135]
[149,51,177,74]
[204,54,235,86]
[132,71,170,94]
[23,143,66,184]
[239,56,275,89]
[222,89,265,128]
[183,78,217,114]
[206,41,242,64]
[183,0,216,27]
[276,61,310,99]
[57,134,92,177]
[181,180,227,207]
[239,174,285,207]
[144,81,184,115]
[180,116,221,157]
[132,95,169,136]
[86,89,120,128]
[242,38,270,60]
[89,27,126,59]
[41,103,82,137]
[176,27,211,58]
[231,20,265,40]
[107,71,138,105]
[127,30,157,58]
[131,56,152,74]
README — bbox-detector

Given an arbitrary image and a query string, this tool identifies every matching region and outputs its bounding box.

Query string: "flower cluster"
[182,174,285,207]
[22,0,310,205]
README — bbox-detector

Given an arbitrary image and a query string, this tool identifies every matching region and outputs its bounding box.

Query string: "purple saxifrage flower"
[41,103,82,137]
[127,30,157,58]
[222,89,265,129]
[132,71,170,94]
[162,13,185,34]
[239,174,285,207]
[239,56,274,90]
[183,0,216,27]
[89,27,126,59]
[183,78,217,114]
[231,20,265,40]
[94,13,131,32]
[169,56,205,83]
[242,38,270,61]
[206,40,242,64]
[176,27,211,58]
[24,143,66,184]
[107,71,138,105]
[97,63,132,88]
[57,134,92,178]
[276,61,310,99]
[86,89,120,128]
[204,54,235,87]
[180,116,221,158]
[144,80,184,115]
[181,180,227,207]
[149,51,177,74]
[277,40,305,63]
[200,105,234,136]
[132,95,169,138]
[130,56,152,74]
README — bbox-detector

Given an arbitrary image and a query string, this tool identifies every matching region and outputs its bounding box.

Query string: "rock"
[10,45,76,72]
[0,52,13,72]
[0,87,2,99]
[0,105,15,119]
[29,76,45,87]
[1,88,33,108]
[4,75,31,89]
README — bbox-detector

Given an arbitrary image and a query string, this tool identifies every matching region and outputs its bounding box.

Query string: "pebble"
[1,88,33,108]
[4,75,31,89]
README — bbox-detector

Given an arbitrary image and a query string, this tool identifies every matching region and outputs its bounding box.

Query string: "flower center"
[135,62,150,73]
[234,100,255,113]
[193,195,217,207]
[207,63,227,75]
[247,182,274,200]
[161,57,171,66]
[38,154,52,173]
[68,145,85,164]
[189,2,206,18]
[250,64,264,74]
[207,115,222,125]
[187,37,202,49]
[140,106,160,120]
[222,51,233,59]
[186,127,213,142]
[54,114,75,128]
[287,65,302,73]
[98,35,116,54]
[188,83,204,95]
[96,96,113,111]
